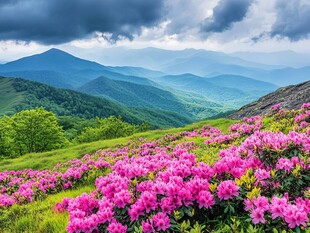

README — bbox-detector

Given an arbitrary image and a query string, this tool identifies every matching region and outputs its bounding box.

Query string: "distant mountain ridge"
[150,74,278,108]
[206,75,278,95]
[228,81,310,119]
[0,49,163,88]
[78,76,224,119]
[95,47,310,86]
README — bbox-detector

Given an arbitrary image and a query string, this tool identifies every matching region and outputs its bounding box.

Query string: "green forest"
[0,107,149,158]
[0,77,192,129]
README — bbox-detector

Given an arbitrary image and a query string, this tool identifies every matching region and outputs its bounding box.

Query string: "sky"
[1,0,310,62]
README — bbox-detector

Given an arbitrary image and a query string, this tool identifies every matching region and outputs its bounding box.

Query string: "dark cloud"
[200,0,253,35]
[0,0,165,44]
[271,0,310,41]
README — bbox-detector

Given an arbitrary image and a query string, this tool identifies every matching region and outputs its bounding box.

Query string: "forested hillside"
[0,77,191,128]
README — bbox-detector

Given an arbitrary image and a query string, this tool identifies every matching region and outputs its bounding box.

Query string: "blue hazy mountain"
[206,75,278,94]
[96,47,310,86]
[0,48,105,73]
[232,50,310,68]
[263,66,310,86]
[0,48,163,88]
[1,70,75,89]
[97,47,277,70]
[150,73,277,108]
[78,76,224,119]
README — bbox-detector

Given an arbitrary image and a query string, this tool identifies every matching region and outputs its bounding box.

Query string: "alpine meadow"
[0,0,310,233]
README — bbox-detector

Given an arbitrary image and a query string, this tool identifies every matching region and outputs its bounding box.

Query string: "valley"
[1,0,310,231]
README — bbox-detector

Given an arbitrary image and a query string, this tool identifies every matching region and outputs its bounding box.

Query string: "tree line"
[0,108,149,158]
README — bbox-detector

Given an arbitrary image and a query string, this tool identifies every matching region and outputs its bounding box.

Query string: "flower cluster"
[54,105,310,232]
[0,158,110,207]
[1,103,310,232]
[245,195,310,228]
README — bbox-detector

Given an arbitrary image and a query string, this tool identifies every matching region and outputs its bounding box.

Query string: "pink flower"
[192,162,214,180]
[152,212,171,231]
[271,104,281,111]
[128,203,144,221]
[276,158,294,173]
[284,204,309,229]
[217,180,239,201]
[0,194,15,207]
[269,196,287,219]
[250,208,266,224]
[140,191,158,213]
[300,121,308,128]
[107,221,127,233]
[254,169,270,181]
[179,188,194,206]
[196,191,215,209]
[244,198,254,211]
[142,219,155,233]
[301,102,310,109]
[253,196,269,211]
[113,189,131,208]
[63,181,72,189]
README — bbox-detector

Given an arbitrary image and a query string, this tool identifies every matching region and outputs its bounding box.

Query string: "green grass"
[0,185,94,233]
[0,78,25,116]
[0,118,236,171]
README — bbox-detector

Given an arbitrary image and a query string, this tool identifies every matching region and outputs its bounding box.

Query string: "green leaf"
[272,228,279,233]
[229,205,235,214]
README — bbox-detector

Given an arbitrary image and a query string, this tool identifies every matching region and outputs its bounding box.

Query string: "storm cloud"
[0,0,165,44]
[200,0,253,34]
[271,0,310,41]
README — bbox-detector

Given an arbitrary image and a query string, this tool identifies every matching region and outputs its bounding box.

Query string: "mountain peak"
[0,48,104,73]
[42,48,72,56]
[46,48,62,52]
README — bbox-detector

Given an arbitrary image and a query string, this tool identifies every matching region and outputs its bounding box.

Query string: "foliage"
[58,116,98,140]
[0,108,67,157]
[74,116,149,143]
[0,116,15,157]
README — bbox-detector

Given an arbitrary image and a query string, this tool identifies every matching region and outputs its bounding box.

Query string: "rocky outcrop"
[228,80,310,119]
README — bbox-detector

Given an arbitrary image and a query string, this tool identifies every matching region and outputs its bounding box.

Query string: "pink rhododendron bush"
[1,103,310,232]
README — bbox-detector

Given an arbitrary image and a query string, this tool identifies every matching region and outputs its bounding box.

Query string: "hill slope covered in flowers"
[0,103,310,232]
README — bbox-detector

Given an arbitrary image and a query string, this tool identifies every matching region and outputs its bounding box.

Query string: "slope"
[228,80,310,119]
[0,78,25,115]
[0,77,191,128]
[78,76,223,119]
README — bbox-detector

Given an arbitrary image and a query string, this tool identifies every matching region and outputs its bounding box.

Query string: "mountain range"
[0,47,308,125]
[93,47,310,86]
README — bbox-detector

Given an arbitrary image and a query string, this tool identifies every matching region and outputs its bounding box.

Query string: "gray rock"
[228,80,310,119]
